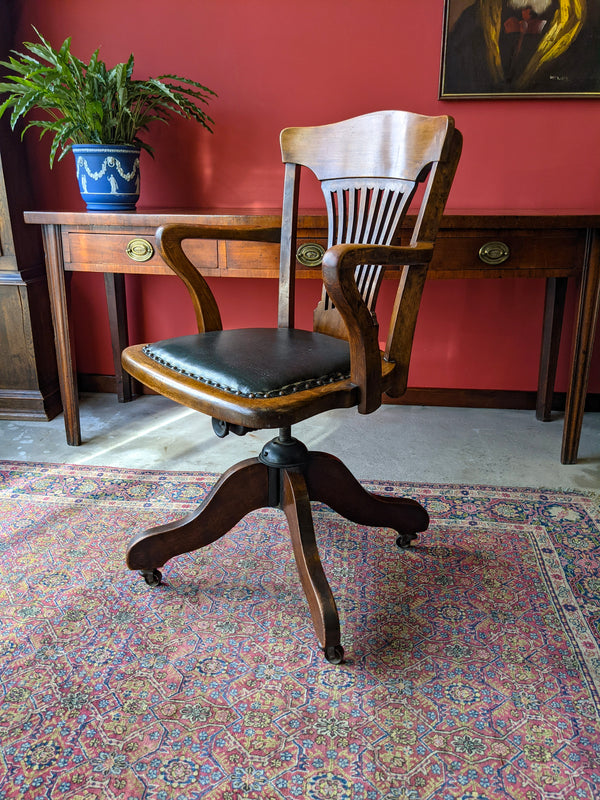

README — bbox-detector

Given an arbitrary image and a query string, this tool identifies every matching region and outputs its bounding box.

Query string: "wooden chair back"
[278,110,462,396]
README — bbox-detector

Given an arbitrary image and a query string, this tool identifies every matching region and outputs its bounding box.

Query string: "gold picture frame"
[439,0,600,98]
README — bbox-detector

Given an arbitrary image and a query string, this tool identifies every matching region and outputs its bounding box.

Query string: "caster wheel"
[324,645,344,665]
[396,533,416,549]
[141,569,162,587]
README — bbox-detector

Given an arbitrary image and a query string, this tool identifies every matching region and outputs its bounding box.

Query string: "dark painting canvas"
[440,0,600,97]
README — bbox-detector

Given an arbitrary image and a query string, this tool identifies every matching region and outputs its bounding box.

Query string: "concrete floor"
[1,393,600,491]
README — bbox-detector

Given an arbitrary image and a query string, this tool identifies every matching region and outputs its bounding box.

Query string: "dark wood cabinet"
[0,150,61,420]
[0,8,60,421]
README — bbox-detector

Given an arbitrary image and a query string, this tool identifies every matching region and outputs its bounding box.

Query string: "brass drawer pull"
[296,242,325,267]
[126,238,154,262]
[478,241,510,265]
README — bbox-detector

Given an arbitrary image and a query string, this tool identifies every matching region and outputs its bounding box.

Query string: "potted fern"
[0,29,216,210]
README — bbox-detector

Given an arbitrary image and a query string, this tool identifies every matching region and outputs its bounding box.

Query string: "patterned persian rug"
[0,460,599,800]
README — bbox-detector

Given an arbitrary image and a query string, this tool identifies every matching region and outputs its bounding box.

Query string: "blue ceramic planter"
[72,144,141,211]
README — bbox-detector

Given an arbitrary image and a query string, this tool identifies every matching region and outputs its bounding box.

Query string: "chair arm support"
[321,243,434,414]
[156,224,282,332]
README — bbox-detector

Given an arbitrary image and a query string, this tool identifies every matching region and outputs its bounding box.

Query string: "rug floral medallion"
[0,461,598,800]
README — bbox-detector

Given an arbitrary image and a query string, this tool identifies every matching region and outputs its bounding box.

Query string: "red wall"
[14,0,600,393]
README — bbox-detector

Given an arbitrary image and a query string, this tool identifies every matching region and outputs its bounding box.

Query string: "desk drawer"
[428,229,586,279]
[64,232,219,275]
[222,240,281,277]
[222,236,329,277]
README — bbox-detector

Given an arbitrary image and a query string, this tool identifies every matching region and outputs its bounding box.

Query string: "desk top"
[24,208,600,230]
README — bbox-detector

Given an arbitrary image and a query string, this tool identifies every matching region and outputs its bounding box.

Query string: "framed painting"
[439,0,600,98]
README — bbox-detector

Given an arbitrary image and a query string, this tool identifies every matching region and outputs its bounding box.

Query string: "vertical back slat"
[362,186,381,244]
[278,162,300,328]
[324,188,336,249]
[355,186,369,243]
[346,187,358,245]
[371,187,391,244]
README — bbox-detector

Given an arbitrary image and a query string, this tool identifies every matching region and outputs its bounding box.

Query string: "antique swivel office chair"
[122,110,462,663]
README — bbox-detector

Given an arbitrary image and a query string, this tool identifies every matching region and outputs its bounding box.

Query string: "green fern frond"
[0,28,217,168]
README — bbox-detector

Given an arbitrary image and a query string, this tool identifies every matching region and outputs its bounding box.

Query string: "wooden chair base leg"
[304,450,429,546]
[126,457,270,572]
[282,468,342,660]
[278,450,429,660]
[127,440,428,664]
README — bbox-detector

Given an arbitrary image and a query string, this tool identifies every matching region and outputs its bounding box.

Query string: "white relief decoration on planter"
[76,155,140,194]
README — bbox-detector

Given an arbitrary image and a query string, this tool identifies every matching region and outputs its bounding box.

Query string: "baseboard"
[79,374,122,395]
[385,387,600,412]
[390,388,600,411]
[77,373,600,413]
[0,387,62,421]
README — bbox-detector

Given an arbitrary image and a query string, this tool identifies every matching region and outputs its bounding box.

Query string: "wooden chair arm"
[321,242,434,414]
[323,242,433,271]
[156,224,282,333]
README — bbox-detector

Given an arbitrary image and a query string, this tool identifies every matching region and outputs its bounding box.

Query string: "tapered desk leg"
[41,224,81,446]
[104,273,135,402]
[536,277,567,422]
[561,228,600,464]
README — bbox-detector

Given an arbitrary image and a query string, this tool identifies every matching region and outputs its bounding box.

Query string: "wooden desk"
[24,209,600,463]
